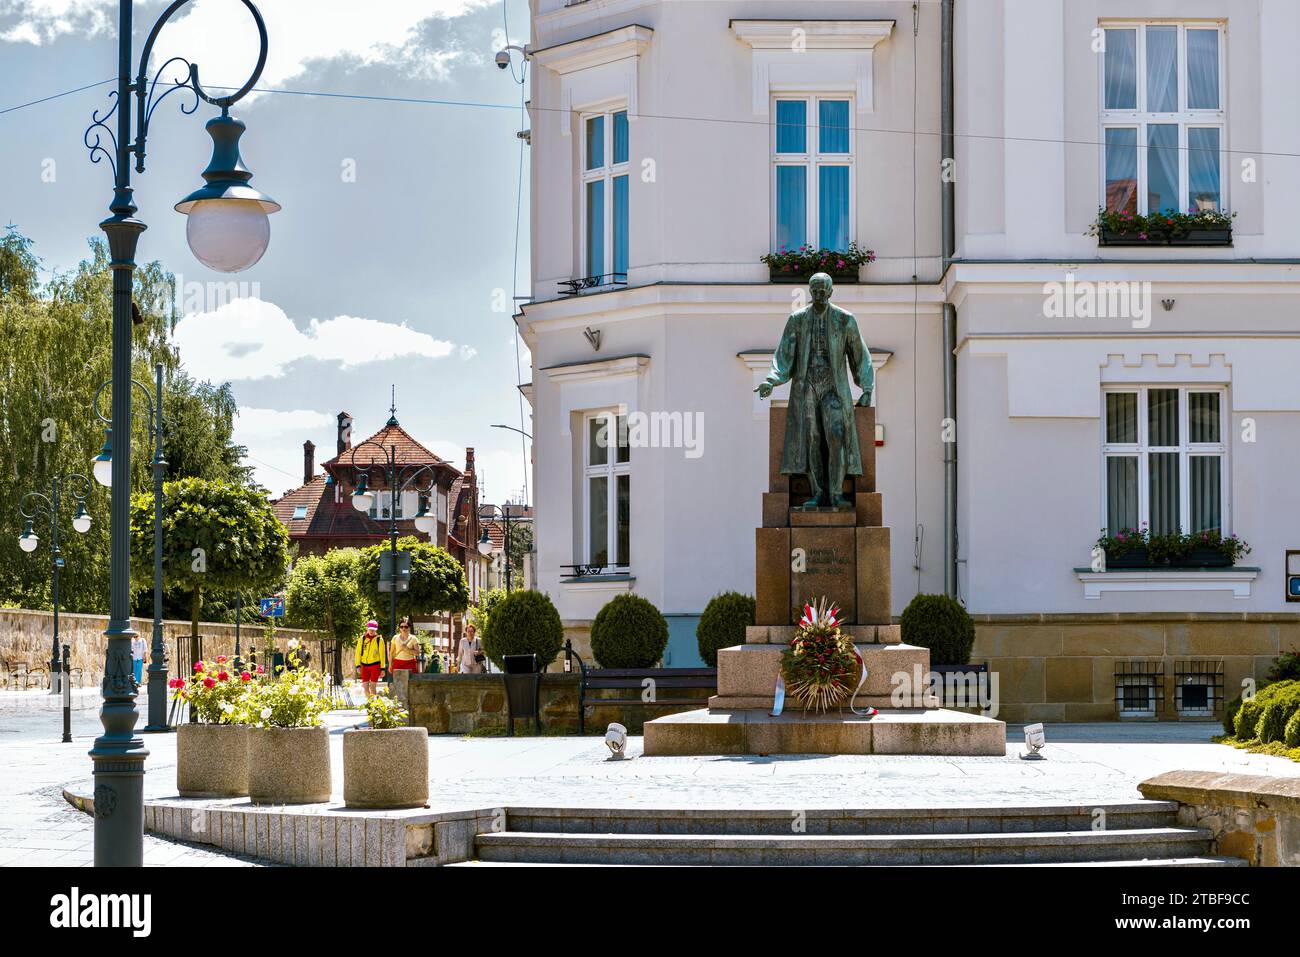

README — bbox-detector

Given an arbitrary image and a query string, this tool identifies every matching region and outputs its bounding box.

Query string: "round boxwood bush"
[1257,689,1300,744]
[1234,680,1300,740]
[899,594,975,666]
[696,592,755,667]
[590,594,669,669]
[1223,695,1243,736]
[1285,709,1300,749]
[479,589,564,671]
[1266,652,1300,683]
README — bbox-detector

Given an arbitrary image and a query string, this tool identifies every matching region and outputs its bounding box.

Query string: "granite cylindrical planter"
[176,724,249,798]
[247,726,332,805]
[342,727,429,809]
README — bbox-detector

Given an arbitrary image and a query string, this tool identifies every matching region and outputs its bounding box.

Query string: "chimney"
[464,447,475,475]
[303,440,315,485]
[337,411,353,456]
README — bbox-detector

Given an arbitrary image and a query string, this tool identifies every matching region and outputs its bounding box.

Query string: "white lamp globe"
[72,512,92,534]
[352,489,373,513]
[414,512,436,534]
[184,199,271,273]
[477,533,493,557]
[93,456,113,487]
[19,532,38,553]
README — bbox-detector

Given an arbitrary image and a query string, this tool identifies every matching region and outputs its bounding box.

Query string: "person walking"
[390,616,421,676]
[130,634,146,686]
[354,619,389,699]
[457,623,485,675]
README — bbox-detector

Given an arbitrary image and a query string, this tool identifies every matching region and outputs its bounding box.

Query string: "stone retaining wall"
[1139,770,1300,866]
[0,607,320,687]
[395,671,714,735]
[972,612,1300,724]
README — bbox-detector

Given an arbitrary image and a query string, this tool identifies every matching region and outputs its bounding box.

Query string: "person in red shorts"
[390,616,421,676]
[354,619,388,699]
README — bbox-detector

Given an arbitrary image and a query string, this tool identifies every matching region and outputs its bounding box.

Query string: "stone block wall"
[0,607,320,687]
[397,671,714,735]
[971,613,1299,724]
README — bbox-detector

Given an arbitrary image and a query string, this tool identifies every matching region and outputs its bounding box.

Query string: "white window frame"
[291,505,308,520]
[369,491,404,521]
[1098,21,1227,216]
[770,93,855,252]
[581,410,630,571]
[1100,385,1229,536]
[1175,674,1216,718]
[579,104,629,284]
[1116,676,1158,718]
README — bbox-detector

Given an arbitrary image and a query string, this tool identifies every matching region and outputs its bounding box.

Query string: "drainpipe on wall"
[941,0,959,599]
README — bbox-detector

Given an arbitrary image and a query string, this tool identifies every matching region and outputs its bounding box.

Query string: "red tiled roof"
[272,475,429,544]
[321,421,449,470]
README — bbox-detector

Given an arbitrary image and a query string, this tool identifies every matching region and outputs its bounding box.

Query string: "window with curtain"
[583,411,631,570]
[772,96,853,252]
[581,108,629,283]
[1103,387,1227,538]
[1101,23,1224,215]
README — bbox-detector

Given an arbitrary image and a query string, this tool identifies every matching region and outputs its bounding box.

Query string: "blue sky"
[0,0,533,501]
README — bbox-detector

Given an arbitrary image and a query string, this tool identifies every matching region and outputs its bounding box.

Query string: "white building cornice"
[540,353,650,383]
[532,24,654,134]
[730,19,895,114]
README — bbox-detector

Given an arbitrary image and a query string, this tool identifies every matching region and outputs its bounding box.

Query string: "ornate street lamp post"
[18,475,93,718]
[477,504,517,592]
[85,0,280,866]
[92,362,167,734]
[347,412,439,637]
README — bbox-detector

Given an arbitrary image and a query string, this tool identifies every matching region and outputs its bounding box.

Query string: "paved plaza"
[3,697,1299,865]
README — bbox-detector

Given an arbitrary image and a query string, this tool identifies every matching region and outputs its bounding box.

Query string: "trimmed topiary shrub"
[899,594,975,666]
[1285,709,1300,749]
[479,589,565,671]
[590,594,669,669]
[1257,689,1300,744]
[1223,695,1243,736]
[696,592,755,667]
[1234,680,1300,740]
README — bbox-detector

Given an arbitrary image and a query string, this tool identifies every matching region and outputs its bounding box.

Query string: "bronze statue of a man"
[756,272,874,509]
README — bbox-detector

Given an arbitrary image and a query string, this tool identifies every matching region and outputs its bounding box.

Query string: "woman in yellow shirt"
[390,616,421,675]
[354,620,388,699]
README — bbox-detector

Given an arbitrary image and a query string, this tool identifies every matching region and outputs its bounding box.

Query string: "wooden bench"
[3,659,45,690]
[575,666,717,735]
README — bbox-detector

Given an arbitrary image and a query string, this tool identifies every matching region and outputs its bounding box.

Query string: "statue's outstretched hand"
[755,382,773,399]
[855,390,873,407]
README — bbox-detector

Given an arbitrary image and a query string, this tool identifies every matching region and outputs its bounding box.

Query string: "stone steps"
[476,826,1215,866]
[471,801,1231,866]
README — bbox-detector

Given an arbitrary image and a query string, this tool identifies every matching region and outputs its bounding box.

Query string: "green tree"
[286,549,369,682]
[471,587,507,642]
[503,521,533,588]
[355,535,469,636]
[0,230,257,615]
[130,478,290,661]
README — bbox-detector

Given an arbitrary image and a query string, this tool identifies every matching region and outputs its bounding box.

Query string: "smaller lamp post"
[18,474,93,710]
[92,362,168,732]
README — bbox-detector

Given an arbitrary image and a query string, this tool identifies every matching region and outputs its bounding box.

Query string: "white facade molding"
[531,25,653,135]
[730,19,894,115]
[966,336,1300,416]
[1075,568,1258,600]
[541,354,650,436]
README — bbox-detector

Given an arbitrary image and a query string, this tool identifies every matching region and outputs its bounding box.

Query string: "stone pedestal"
[644,405,1005,756]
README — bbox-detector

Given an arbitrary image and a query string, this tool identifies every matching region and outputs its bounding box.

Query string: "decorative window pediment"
[532,24,653,135]
[730,19,895,115]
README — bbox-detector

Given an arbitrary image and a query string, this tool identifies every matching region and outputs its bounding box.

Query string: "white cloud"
[234,405,332,439]
[2,0,492,88]
[173,296,456,382]
[458,344,477,361]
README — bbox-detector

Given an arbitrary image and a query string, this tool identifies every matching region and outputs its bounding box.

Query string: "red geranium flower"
[240,671,252,682]
[203,677,216,689]
[193,660,205,672]
[217,671,230,682]
[216,655,227,664]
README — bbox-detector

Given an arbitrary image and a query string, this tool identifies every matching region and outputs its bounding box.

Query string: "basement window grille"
[1114,660,1164,717]
[1174,659,1223,717]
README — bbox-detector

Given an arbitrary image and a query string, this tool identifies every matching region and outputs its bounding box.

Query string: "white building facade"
[517,0,1300,716]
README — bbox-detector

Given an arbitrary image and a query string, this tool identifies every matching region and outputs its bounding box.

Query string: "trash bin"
[501,654,541,736]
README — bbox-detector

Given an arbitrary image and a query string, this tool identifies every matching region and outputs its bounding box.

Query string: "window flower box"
[1104,546,1152,569]
[762,242,874,284]
[1180,547,1232,568]
[1090,207,1235,247]
[1096,527,1250,570]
